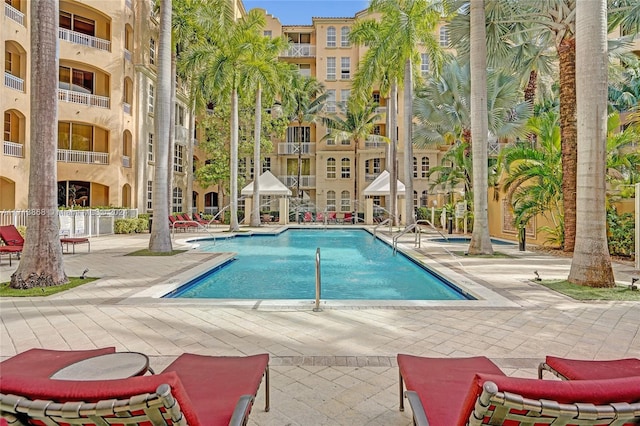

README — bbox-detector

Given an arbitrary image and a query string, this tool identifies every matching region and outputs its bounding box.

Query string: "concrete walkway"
[1,227,638,425]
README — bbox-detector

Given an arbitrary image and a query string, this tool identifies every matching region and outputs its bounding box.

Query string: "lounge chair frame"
[404,382,640,426]
[1,383,257,426]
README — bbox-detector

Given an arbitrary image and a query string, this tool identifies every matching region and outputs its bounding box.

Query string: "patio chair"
[397,353,640,426]
[168,215,193,232]
[304,211,313,223]
[343,212,353,224]
[0,225,24,247]
[0,347,116,379]
[538,355,640,380]
[327,212,337,224]
[0,353,270,426]
[316,212,325,223]
[60,237,90,254]
[0,246,22,266]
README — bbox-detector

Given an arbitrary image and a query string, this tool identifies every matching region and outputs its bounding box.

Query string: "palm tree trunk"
[11,0,67,288]
[251,85,262,227]
[149,0,173,252]
[389,82,398,226]
[568,0,614,287]
[403,58,414,226]
[354,139,358,215]
[558,38,577,252]
[468,0,493,255]
[229,87,240,231]
[297,123,302,221]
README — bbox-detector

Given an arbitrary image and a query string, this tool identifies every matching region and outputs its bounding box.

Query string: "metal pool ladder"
[314,247,322,311]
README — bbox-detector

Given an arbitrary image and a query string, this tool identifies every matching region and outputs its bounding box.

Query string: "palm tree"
[11,0,67,288]
[568,0,614,286]
[281,74,327,218]
[351,0,445,226]
[321,100,383,214]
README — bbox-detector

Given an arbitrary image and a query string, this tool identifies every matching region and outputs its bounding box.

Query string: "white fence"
[0,209,138,237]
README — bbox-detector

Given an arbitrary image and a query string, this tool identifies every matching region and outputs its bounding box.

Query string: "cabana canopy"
[362,170,405,196]
[241,171,292,196]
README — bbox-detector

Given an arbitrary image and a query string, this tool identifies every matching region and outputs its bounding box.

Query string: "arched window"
[327,26,336,47]
[327,157,336,178]
[341,158,350,178]
[421,190,429,207]
[172,187,183,213]
[413,156,418,178]
[413,190,418,209]
[341,190,350,212]
[326,190,336,211]
[439,26,449,47]
[421,157,430,177]
[341,26,350,47]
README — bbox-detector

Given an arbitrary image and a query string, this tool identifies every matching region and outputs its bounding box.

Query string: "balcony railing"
[365,135,387,148]
[279,175,316,188]
[125,0,132,9]
[3,141,24,158]
[58,88,110,109]
[278,142,314,155]
[175,125,188,141]
[281,44,315,57]
[123,102,131,115]
[124,49,132,62]
[375,106,387,114]
[365,173,381,182]
[58,27,111,52]
[5,3,24,25]
[122,155,131,168]
[4,72,24,92]
[57,149,108,165]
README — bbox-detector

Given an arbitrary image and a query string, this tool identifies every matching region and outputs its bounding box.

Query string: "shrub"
[607,209,635,257]
[416,207,429,221]
[135,217,149,232]
[114,218,137,234]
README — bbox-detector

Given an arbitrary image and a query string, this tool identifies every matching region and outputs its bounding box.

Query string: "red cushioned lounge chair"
[0,353,269,426]
[0,347,116,379]
[538,355,640,380]
[397,353,640,426]
[0,225,24,248]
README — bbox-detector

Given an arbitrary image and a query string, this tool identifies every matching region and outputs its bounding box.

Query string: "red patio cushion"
[546,356,640,380]
[0,347,115,379]
[397,354,504,426]
[162,353,269,425]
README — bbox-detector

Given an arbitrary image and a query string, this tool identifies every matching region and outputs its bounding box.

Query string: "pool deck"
[1,226,638,425]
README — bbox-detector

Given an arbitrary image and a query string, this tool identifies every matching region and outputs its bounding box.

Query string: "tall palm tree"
[11,0,67,288]
[148,0,173,251]
[568,0,614,286]
[322,100,383,213]
[352,0,445,226]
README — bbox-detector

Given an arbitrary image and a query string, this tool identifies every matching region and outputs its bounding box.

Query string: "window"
[421,53,429,77]
[326,57,336,80]
[172,187,183,213]
[366,158,381,174]
[413,157,418,178]
[262,157,271,173]
[439,26,449,47]
[298,63,311,77]
[373,125,381,135]
[326,190,336,211]
[147,133,154,161]
[326,158,336,178]
[341,157,350,178]
[286,126,311,143]
[340,89,350,109]
[148,83,154,114]
[413,191,418,209]
[175,104,185,127]
[326,90,336,112]
[239,158,246,177]
[59,66,94,94]
[4,112,11,142]
[341,26,350,47]
[421,190,429,207]
[59,11,95,36]
[326,131,335,145]
[372,92,380,104]
[340,57,350,80]
[249,158,254,179]
[263,30,272,38]
[57,122,93,151]
[327,26,336,47]
[150,38,156,65]
[174,144,184,172]
[341,138,350,146]
[147,181,153,210]
[421,157,430,177]
[341,190,350,212]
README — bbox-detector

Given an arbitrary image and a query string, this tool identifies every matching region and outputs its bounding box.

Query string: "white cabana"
[241,171,291,225]
[362,170,406,225]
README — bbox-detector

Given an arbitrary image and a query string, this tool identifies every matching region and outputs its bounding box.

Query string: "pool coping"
[127,227,520,309]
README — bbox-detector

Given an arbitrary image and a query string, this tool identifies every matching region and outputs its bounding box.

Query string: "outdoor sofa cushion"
[0,347,115,379]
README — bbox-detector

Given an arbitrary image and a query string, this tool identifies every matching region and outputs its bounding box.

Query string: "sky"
[243,1,369,25]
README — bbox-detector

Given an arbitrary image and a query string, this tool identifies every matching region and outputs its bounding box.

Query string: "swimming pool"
[166,229,470,300]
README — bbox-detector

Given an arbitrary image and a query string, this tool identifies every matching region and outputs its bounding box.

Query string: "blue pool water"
[166,229,470,300]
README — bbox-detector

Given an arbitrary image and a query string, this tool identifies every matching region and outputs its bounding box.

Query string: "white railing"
[278,142,314,155]
[57,149,109,165]
[365,173,381,182]
[281,43,315,57]
[5,3,24,25]
[3,141,23,157]
[122,155,131,168]
[375,106,387,114]
[125,0,132,9]
[488,143,501,156]
[4,72,24,92]
[123,102,131,115]
[124,49,132,62]
[175,125,188,141]
[279,175,316,188]
[365,135,386,148]
[58,88,110,109]
[58,27,111,52]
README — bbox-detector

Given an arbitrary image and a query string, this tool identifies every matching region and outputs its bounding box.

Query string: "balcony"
[278,142,314,155]
[279,175,316,188]
[175,125,188,141]
[58,28,111,52]
[57,149,108,165]
[123,102,131,115]
[122,155,131,168]
[3,141,23,158]
[4,72,24,92]
[58,88,110,109]
[4,3,24,25]
[365,135,387,148]
[375,106,387,114]
[365,173,381,182]
[281,44,316,58]
[124,49,132,62]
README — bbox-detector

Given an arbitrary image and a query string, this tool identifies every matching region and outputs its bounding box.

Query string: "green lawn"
[0,277,98,297]
[538,279,640,301]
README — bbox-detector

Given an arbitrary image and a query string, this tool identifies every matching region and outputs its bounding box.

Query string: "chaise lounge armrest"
[404,390,429,426]
[229,394,256,426]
